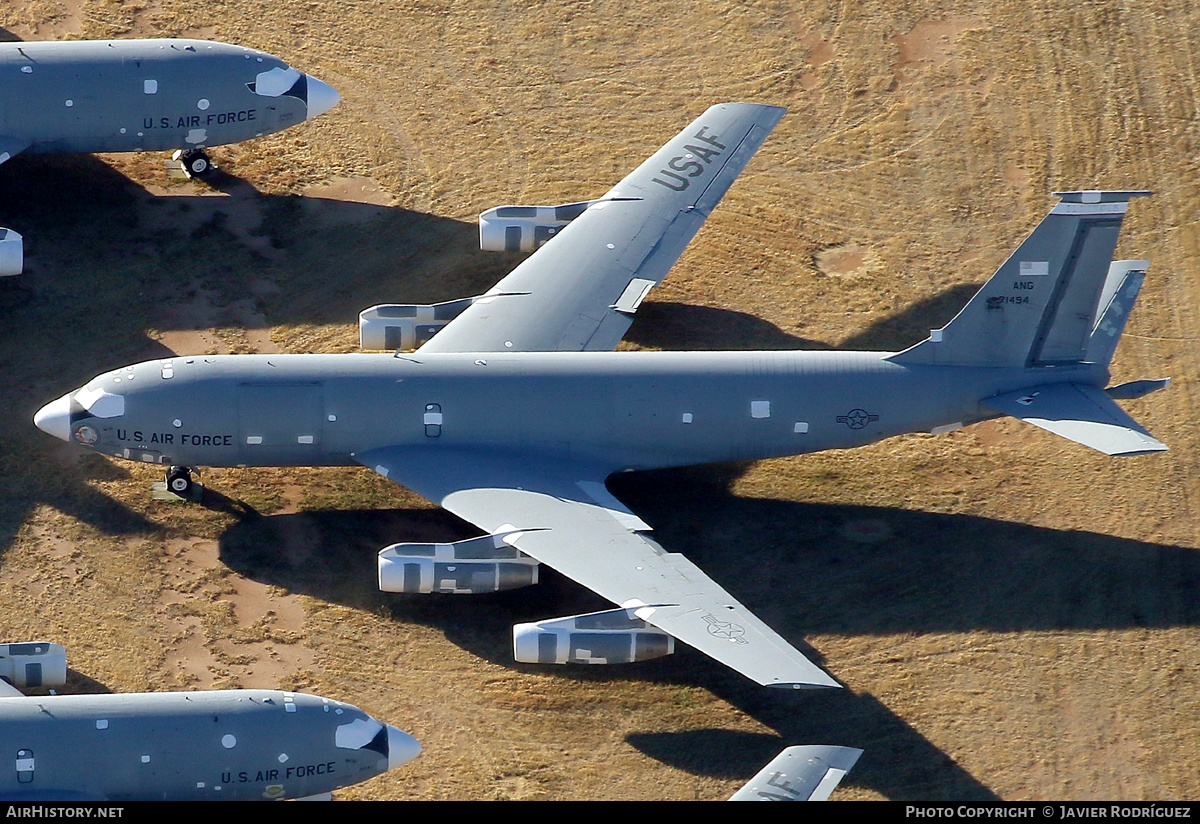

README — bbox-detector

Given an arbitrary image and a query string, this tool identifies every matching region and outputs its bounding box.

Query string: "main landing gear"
[173,148,215,179]
[166,465,196,497]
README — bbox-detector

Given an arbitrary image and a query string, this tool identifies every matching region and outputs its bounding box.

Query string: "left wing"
[418,102,785,354]
[354,445,839,689]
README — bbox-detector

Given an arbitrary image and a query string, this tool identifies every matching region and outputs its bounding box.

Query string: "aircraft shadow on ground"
[213,463,1199,799]
[625,690,996,801]
[626,283,978,353]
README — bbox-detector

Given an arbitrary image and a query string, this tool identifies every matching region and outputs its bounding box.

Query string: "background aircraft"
[31,103,1166,693]
[0,641,419,801]
[0,37,339,275]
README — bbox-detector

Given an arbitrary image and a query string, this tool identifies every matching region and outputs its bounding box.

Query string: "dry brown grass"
[1,0,1199,801]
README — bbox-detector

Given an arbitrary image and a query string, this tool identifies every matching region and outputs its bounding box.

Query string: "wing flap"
[983,382,1167,456]
[418,103,784,354]
[353,445,839,688]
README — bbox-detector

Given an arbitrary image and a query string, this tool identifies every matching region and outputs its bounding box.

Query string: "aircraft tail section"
[889,191,1151,368]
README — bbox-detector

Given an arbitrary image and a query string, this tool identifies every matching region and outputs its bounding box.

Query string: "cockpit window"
[74,386,125,418]
[248,67,307,103]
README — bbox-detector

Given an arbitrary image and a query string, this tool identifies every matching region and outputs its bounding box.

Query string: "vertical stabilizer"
[890,191,1150,367]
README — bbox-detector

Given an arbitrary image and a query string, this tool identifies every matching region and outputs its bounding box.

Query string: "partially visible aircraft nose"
[34,394,72,442]
[305,75,340,119]
[386,725,421,769]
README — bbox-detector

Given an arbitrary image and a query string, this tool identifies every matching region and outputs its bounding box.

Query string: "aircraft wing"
[0,680,23,698]
[353,445,840,689]
[728,745,863,801]
[0,137,29,165]
[417,102,785,354]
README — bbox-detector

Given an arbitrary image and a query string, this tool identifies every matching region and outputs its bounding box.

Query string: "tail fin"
[889,191,1151,367]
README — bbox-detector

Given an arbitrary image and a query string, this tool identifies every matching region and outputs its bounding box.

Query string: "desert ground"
[1,0,1199,801]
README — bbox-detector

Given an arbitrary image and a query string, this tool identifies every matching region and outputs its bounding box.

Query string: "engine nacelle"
[512,607,674,665]
[0,228,23,276]
[378,533,539,594]
[478,201,595,252]
[0,642,67,689]
[359,298,474,351]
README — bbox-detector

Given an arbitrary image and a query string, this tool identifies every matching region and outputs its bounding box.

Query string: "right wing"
[728,746,863,801]
[418,103,785,354]
[354,445,840,689]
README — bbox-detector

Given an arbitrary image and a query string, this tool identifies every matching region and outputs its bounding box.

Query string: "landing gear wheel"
[166,466,195,497]
[180,149,213,179]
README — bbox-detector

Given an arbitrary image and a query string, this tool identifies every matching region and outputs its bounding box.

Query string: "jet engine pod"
[0,642,67,689]
[478,201,595,252]
[0,228,23,277]
[513,607,675,665]
[359,298,475,351]
[378,533,539,594]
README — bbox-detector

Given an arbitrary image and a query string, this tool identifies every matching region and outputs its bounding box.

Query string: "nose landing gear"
[173,149,215,179]
[166,465,197,498]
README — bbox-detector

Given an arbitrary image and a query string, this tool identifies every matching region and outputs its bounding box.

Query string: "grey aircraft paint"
[33,104,1169,689]
[0,38,339,275]
[0,644,419,801]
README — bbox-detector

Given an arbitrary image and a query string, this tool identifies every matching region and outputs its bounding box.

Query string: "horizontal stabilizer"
[983,382,1167,456]
[729,745,863,801]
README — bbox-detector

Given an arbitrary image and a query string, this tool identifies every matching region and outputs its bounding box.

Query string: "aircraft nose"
[33,394,72,442]
[386,725,421,769]
[305,75,340,119]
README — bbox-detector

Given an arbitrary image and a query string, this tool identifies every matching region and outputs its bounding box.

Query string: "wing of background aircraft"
[356,103,841,688]
[728,745,863,801]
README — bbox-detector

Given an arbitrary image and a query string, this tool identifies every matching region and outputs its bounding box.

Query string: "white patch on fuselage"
[185,129,207,144]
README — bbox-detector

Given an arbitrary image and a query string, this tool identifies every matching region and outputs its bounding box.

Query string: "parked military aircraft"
[0,641,420,801]
[0,37,339,275]
[33,103,1168,690]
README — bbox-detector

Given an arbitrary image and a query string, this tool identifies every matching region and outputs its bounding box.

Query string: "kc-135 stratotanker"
[34,103,1168,690]
[0,37,339,275]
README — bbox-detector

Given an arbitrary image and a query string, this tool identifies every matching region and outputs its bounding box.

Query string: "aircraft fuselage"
[42,351,1110,473]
